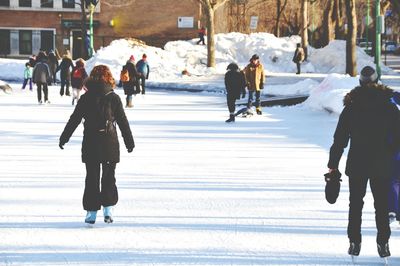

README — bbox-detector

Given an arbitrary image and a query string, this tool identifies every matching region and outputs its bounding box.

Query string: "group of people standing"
[22,50,88,105]
[119,53,150,108]
[224,54,265,123]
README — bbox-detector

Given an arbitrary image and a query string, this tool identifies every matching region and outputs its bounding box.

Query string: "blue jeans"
[247,90,261,108]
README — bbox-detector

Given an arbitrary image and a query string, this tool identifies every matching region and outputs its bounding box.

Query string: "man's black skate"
[256,109,262,115]
[348,242,361,256]
[377,243,390,258]
[225,115,235,123]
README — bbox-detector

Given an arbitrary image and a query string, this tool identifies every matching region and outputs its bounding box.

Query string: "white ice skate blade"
[85,223,95,228]
[351,255,358,264]
[383,257,389,265]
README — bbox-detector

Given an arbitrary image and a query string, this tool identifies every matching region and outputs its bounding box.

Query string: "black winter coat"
[225,70,246,100]
[57,57,74,81]
[60,79,135,163]
[328,84,400,179]
[122,61,140,95]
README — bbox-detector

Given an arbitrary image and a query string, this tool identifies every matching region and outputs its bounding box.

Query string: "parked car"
[383,41,398,53]
[358,41,373,55]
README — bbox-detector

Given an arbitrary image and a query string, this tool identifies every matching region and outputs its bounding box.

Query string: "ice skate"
[348,242,361,263]
[225,114,235,123]
[377,243,390,260]
[85,211,97,225]
[103,206,114,224]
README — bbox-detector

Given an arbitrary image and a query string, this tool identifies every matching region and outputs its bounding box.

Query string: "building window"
[62,0,74,8]
[41,31,54,53]
[0,0,10,7]
[40,0,53,8]
[0,30,10,55]
[19,30,32,55]
[19,0,31,7]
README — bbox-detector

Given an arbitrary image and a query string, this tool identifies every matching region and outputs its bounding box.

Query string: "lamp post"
[89,3,94,57]
[366,0,370,53]
[375,0,381,78]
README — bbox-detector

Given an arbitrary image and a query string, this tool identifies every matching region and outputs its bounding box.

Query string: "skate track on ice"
[0,85,400,265]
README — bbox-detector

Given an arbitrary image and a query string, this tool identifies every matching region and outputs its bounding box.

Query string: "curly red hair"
[89,65,115,88]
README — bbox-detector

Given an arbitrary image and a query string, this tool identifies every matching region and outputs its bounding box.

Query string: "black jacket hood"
[85,79,114,96]
[343,83,393,108]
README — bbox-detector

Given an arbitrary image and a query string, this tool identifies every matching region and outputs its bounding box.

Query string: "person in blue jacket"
[388,91,400,225]
[136,54,150,95]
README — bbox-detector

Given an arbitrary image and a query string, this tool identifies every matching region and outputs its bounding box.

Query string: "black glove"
[241,92,246,99]
[127,147,134,153]
[260,84,264,90]
[324,169,342,204]
[59,142,64,150]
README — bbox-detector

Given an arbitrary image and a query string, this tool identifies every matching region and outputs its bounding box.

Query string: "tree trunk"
[80,0,88,59]
[345,0,357,76]
[205,7,215,67]
[323,0,335,46]
[275,0,281,37]
[301,0,309,60]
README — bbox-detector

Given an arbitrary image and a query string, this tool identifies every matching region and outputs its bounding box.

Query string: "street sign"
[178,17,194,28]
[250,16,258,30]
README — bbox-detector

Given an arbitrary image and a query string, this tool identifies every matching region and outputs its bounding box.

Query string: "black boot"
[225,114,235,123]
[377,243,390,258]
[348,242,361,256]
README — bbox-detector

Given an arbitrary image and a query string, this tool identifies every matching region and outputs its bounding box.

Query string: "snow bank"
[0,32,393,84]
[304,74,359,114]
[267,78,319,96]
[309,40,392,74]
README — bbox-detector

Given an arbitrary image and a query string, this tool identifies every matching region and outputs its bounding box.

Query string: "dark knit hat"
[324,169,342,204]
[226,62,239,71]
[359,66,378,85]
[250,54,259,61]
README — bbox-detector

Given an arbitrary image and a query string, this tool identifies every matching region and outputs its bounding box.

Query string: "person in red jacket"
[197,27,206,45]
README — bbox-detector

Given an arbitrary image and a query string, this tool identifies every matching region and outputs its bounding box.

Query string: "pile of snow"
[308,40,392,74]
[304,74,359,114]
[0,32,395,87]
[267,78,319,96]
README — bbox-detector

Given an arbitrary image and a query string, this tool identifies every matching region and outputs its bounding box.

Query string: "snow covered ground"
[1,84,400,265]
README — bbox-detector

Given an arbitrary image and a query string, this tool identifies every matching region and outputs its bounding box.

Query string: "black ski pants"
[36,82,48,102]
[138,74,146,95]
[227,94,236,114]
[83,162,118,211]
[347,176,390,245]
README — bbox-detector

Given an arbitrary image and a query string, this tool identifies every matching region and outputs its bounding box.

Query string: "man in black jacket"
[327,66,400,259]
[224,63,246,123]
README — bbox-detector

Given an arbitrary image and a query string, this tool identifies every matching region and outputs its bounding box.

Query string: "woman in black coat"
[224,63,246,123]
[121,56,140,108]
[56,54,74,96]
[59,65,135,225]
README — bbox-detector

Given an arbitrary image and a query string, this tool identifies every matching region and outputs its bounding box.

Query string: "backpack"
[120,68,130,82]
[72,68,82,79]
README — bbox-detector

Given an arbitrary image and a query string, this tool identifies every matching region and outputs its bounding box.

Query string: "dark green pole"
[375,0,381,78]
[366,0,369,52]
[89,3,95,57]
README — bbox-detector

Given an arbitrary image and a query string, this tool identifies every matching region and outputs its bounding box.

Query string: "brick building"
[0,0,287,60]
[0,0,205,59]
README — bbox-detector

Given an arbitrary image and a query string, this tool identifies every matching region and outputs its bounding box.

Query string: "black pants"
[60,79,70,96]
[138,75,146,94]
[36,82,48,102]
[197,36,205,45]
[348,176,390,244]
[83,162,118,211]
[227,95,236,114]
[296,62,301,74]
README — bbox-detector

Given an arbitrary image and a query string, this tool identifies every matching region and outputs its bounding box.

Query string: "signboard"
[178,17,194,28]
[250,16,258,30]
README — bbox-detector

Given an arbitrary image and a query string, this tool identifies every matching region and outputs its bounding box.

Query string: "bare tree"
[300,0,308,60]
[79,0,88,59]
[196,0,230,67]
[345,0,357,76]
[275,0,288,37]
